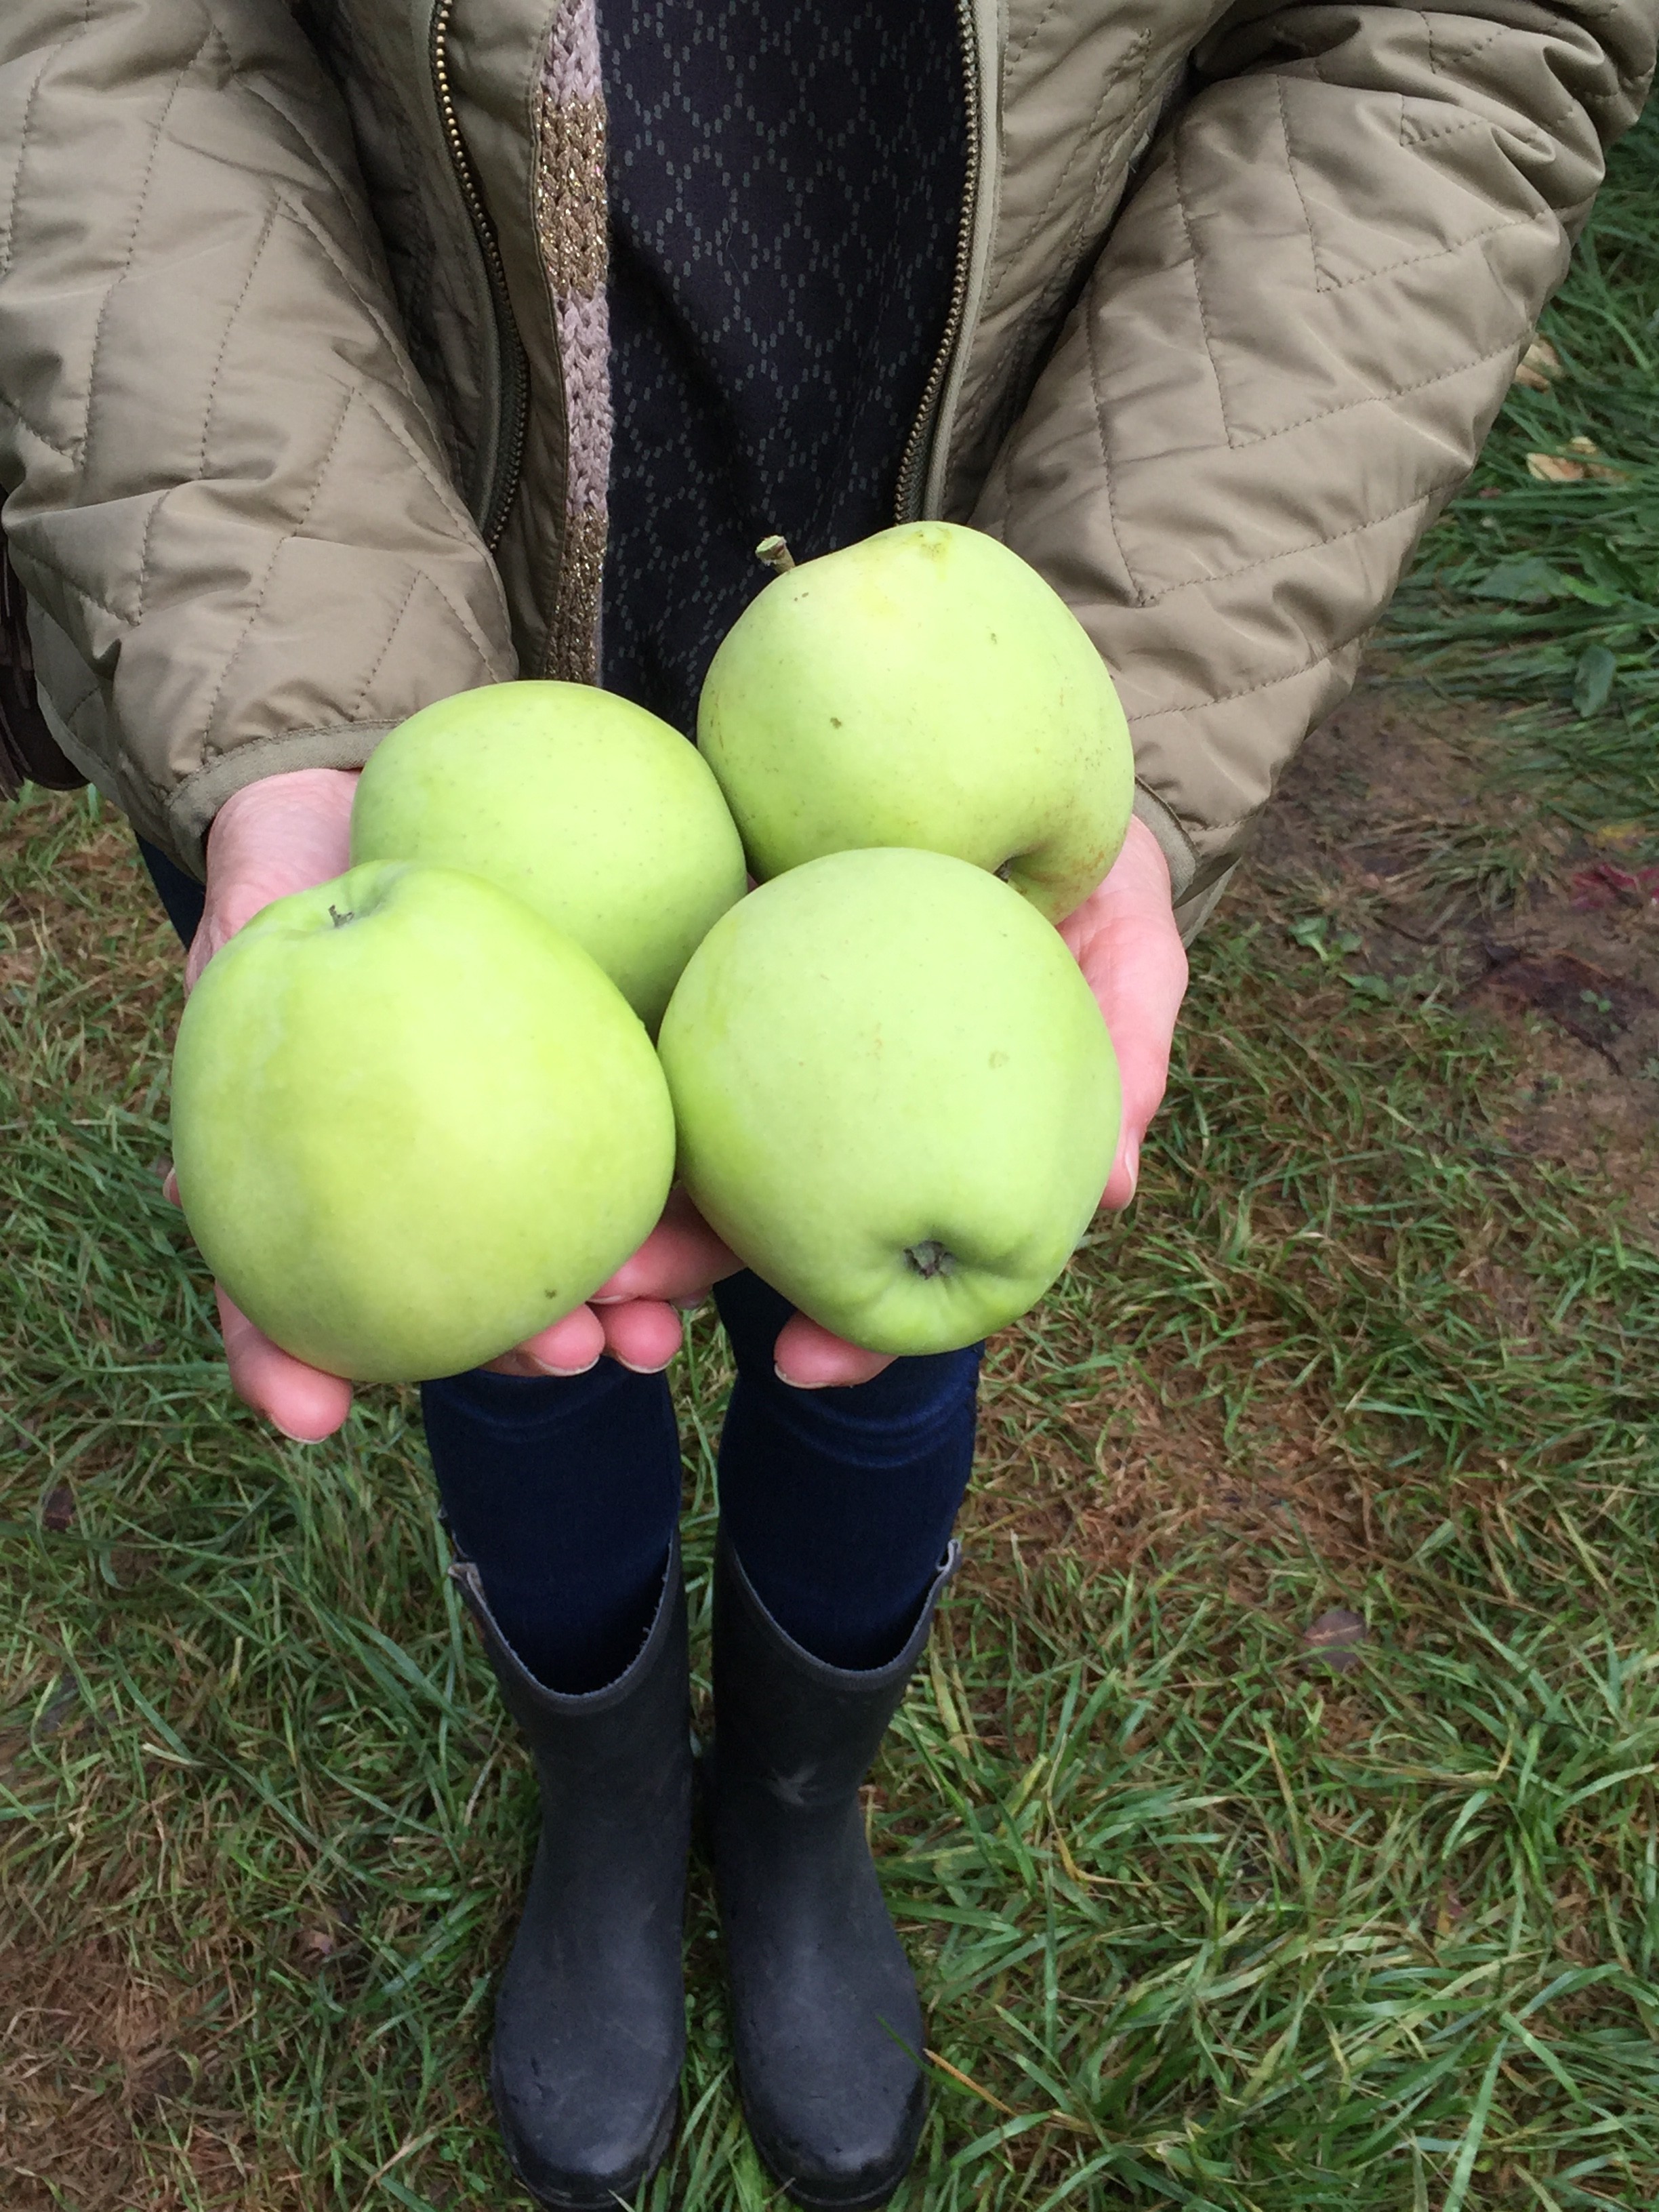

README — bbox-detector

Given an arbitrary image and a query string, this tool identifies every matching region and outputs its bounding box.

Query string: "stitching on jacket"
[281,198,441,438]
[1428,19,1509,77]
[0,42,62,281]
[1170,135,1236,448]
[1129,647,1345,726]
[81,22,216,468]
[238,77,386,287]
[1083,303,1145,609]
[1399,105,1488,149]
[1006,0,1065,77]
[133,489,167,628]
[197,197,282,481]
[348,571,422,718]
[999,34,1150,306]
[1216,329,1528,450]
[197,383,358,748]
[14,542,135,633]
[0,387,77,461]
[1275,77,1326,289]
[422,564,514,672]
[1131,477,1463,610]
[1309,211,1540,295]
[358,388,492,554]
[1273,77,1537,294]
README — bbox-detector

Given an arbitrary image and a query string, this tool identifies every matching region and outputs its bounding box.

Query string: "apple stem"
[755,534,796,576]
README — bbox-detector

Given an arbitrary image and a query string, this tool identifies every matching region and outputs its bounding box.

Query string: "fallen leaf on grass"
[1511,337,1563,391]
[1525,445,1630,485]
[1436,1887,1467,1938]
[1589,822,1652,852]
[1573,642,1618,718]
[1570,860,1659,912]
[1303,1607,1367,1671]
[41,1484,75,1532]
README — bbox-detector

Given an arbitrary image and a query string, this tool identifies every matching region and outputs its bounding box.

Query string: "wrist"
[209,766,359,851]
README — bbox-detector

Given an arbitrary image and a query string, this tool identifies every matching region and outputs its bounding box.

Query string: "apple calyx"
[905,1240,956,1279]
[328,904,356,928]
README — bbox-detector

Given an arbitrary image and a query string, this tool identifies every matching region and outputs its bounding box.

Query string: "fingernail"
[533,1357,600,1379]
[613,1355,672,1376]
[673,1296,708,1316]
[1123,1140,1141,1199]
[773,1364,812,1390]
[272,1420,317,1443]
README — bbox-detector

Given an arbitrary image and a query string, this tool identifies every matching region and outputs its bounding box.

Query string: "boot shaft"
[711,1537,960,1809]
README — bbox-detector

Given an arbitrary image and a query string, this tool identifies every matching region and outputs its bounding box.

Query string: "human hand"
[184,766,360,991]
[494,817,1191,1397]
[1059,813,1189,1207]
[178,771,887,1433]
[490,1187,896,1391]
[569,821,1192,1393]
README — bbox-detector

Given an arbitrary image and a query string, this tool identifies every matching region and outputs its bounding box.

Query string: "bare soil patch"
[1250,682,1659,1240]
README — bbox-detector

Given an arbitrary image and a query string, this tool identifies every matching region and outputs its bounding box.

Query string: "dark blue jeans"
[142,837,979,1688]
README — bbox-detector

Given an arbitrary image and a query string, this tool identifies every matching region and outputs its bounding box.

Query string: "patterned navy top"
[597,0,967,733]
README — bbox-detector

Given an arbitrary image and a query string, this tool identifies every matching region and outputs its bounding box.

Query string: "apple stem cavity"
[994,860,1015,883]
[755,534,796,576]
[904,1239,956,1280]
[328,904,356,928]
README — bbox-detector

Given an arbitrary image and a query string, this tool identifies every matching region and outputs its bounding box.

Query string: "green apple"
[697,522,1134,920]
[657,847,1120,1355]
[350,680,747,1032]
[171,862,675,1382]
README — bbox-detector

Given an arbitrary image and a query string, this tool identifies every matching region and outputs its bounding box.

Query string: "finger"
[590,1189,741,1305]
[1095,910,1188,1207]
[1061,822,1189,1212]
[217,1288,353,1441]
[183,918,226,996]
[494,1301,607,1378]
[773,1311,895,1389]
[597,1298,685,1373]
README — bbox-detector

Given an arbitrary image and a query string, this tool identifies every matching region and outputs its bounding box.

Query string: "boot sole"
[745,2096,924,2211]
[495,2072,679,2210]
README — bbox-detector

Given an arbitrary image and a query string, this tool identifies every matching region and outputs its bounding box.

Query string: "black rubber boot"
[451,1538,692,2210]
[708,1535,960,2210]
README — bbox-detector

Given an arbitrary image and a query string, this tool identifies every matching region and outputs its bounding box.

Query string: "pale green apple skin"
[350,680,747,1033]
[170,863,676,1383]
[697,523,1134,921]
[657,848,1120,1355]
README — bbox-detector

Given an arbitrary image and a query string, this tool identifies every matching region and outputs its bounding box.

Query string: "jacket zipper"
[430,0,530,550]
[893,0,981,525]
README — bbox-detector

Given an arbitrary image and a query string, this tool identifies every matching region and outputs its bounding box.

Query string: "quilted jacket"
[1,1,1654,932]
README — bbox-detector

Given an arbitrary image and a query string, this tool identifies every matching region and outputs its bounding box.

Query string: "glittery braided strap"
[533,0,610,684]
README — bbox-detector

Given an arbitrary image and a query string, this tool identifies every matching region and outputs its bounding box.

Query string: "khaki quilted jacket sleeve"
[975,0,1657,922]
[0,0,516,876]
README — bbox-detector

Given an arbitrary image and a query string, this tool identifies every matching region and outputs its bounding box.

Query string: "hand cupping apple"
[169,522,1132,1381]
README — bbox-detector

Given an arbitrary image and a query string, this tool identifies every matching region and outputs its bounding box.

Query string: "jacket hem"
[164,723,398,878]
[1130,782,1199,904]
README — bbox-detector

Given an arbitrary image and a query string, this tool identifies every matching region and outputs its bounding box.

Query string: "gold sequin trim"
[544,506,606,684]
[533,90,607,302]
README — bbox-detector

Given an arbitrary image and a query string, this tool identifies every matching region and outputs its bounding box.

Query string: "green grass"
[5,783,1658,2210]
[7,98,1659,2212]
[1387,106,1659,841]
